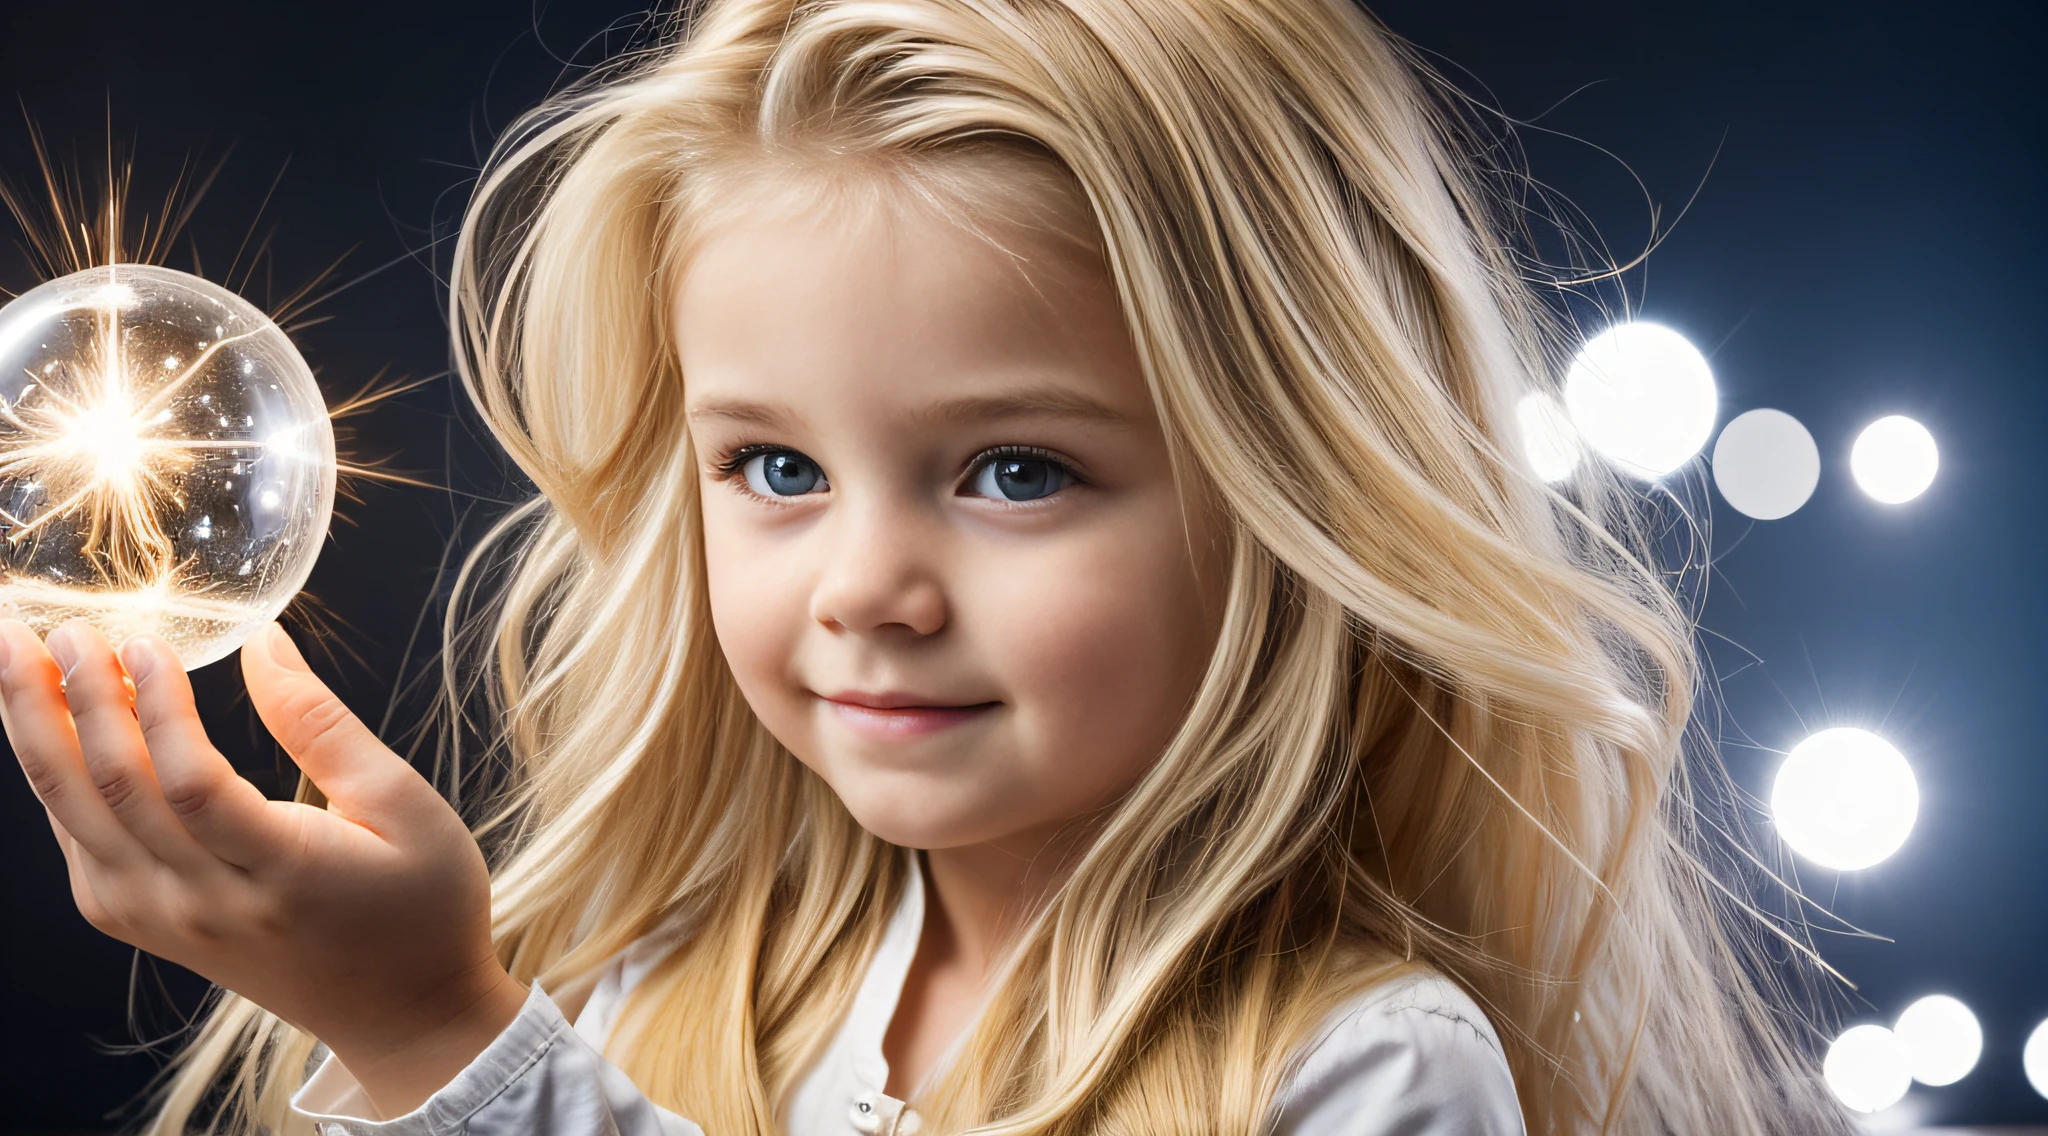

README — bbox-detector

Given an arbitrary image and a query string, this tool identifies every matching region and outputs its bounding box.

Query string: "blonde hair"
[144,1,1849,1133]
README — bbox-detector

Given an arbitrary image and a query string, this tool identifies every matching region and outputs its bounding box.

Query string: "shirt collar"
[846,848,927,1091]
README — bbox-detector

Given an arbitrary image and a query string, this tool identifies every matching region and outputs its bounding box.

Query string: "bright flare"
[1712,408,1820,520]
[1516,392,1582,482]
[1893,995,1982,1086]
[1824,1025,1913,1114]
[1770,727,1919,871]
[2026,1020,2048,1100]
[1850,414,1939,504]
[0,265,335,669]
[1563,322,1718,478]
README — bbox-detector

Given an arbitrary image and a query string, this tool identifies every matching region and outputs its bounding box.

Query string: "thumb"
[242,623,419,816]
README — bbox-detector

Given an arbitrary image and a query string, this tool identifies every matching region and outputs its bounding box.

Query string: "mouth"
[817,690,1000,740]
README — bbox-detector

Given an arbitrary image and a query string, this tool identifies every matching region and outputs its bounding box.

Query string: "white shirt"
[292,857,1523,1135]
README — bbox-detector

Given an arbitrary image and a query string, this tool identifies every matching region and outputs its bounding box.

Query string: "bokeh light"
[1825,1024,1914,1113]
[1562,321,1717,478]
[1850,414,1939,504]
[1711,407,1820,520]
[1516,391,1581,482]
[2026,1020,2048,1100]
[0,264,334,669]
[1893,995,1982,1086]
[1771,727,1919,870]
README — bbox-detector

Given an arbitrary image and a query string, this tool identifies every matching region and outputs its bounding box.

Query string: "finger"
[242,623,422,821]
[54,825,118,935]
[0,620,148,867]
[123,634,295,869]
[47,621,212,870]
[38,780,144,944]
[43,802,85,868]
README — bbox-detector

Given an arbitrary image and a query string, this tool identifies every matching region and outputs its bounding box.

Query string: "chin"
[843,802,988,851]
[828,776,1023,851]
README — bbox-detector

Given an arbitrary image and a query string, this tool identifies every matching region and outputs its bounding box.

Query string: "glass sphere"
[0,264,334,669]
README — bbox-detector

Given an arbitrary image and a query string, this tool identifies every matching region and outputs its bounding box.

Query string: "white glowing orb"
[0,265,335,669]
[1562,322,1717,478]
[2026,1020,2048,1100]
[1770,727,1919,870]
[1516,392,1582,482]
[1850,415,1939,504]
[1711,408,1820,520]
[1893,995,1982,1086]
[1825,1025,1914,1113]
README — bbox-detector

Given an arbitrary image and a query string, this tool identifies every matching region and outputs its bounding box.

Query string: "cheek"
[973,511,1218,797]
[701,501,813,723]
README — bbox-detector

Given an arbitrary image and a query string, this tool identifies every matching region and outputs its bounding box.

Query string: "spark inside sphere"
[0,265,335,669]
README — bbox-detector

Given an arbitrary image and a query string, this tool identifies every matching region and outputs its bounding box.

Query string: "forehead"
[673,168,1146,424]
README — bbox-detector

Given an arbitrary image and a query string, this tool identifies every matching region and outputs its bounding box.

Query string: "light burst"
[0,264,335,668]
[0,303,262,560]
[0,123,441,670]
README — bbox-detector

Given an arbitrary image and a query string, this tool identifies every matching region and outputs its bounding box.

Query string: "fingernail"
[121,638,160,684]
[46,627,77,678]
[265,623,310,672]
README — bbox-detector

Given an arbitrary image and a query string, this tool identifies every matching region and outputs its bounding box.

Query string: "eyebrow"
[919,387,1130,426]
[686,399,797,429]
[687,385,1131,429]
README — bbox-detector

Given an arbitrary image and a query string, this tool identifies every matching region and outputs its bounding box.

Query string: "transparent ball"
[0,265,335,669]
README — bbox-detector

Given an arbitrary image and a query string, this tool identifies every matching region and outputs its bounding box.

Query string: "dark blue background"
[0,1,2039,1129]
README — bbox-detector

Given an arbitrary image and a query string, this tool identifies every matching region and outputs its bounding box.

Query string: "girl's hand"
[0,617,528,1116]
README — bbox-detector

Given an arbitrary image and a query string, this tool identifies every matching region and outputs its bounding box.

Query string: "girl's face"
[680,179,1228,856]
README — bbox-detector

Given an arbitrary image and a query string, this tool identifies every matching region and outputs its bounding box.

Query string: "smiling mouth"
[818,693,999,739]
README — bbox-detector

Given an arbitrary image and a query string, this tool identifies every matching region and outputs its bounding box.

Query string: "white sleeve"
[1270,972,1526,1136]
[290,982,703,1136]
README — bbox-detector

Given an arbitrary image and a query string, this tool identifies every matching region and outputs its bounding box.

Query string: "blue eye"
[740,450,827,497]
[970,454,1070,502]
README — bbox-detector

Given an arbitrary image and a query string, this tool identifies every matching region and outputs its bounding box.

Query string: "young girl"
[1,1,1849,1132]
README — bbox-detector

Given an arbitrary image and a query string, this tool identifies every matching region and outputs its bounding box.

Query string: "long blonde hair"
[145,1,1848,1132]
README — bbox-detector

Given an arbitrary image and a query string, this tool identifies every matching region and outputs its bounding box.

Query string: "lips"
[817,691,998,740]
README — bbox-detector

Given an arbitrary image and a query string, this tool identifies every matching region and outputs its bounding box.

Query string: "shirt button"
[849,1089,922,1135]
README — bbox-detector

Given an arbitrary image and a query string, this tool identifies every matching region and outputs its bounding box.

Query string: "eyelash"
[962,445,1076,491]
[713,443,785,481]
[710,444,1083,497]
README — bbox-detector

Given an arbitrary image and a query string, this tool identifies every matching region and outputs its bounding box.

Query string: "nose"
[808,499,949,638]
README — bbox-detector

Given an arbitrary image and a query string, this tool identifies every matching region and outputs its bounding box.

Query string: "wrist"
[324,966,530,1118]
